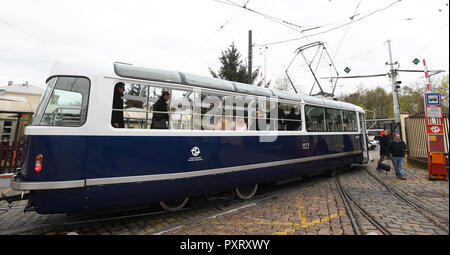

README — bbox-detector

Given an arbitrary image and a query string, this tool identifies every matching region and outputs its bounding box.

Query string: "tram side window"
[199,93,228,130]
[230,95,248,131]
[343,111,358,132]
[247,97,268,131]
[284,104,302,131]
[276,103,289,131]
[168,89,193,130]
[35,77,90,127]
[325,108,343,132]
[119,83,150,129]
[305,105,325,132]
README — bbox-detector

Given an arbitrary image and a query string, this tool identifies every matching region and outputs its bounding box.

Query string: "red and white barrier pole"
[422,59,432,92]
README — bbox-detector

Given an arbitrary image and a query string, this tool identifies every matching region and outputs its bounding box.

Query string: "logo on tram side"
[191,147,201,156]
[188,147,203,162]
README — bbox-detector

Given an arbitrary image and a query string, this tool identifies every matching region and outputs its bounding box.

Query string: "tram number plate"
[301,143,310,150]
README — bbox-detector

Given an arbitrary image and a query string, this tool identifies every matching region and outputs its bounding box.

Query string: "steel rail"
[334,171,391,235]
[363,168,449,234]
[333,173,362,235]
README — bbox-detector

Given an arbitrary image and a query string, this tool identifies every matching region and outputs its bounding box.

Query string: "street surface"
[0,149,448,235]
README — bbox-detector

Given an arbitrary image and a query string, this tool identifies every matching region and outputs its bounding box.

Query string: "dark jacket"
[151,97,169,129]
[278,107,286,130]
[249,118,261,131]
[111,84,124,128]
[376,135,391,155]
[388,139,408,157]
[286,110,301,131]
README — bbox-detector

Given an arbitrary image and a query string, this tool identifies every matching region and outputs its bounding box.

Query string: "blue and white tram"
[11,61,369,214]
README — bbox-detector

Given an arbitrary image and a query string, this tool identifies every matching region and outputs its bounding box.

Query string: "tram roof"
[48,61,364,112]
[301,94,364,112]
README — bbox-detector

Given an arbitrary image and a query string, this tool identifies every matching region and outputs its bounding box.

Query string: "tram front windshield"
[31,77,90,127]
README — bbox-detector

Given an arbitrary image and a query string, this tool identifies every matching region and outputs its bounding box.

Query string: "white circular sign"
[431,126,441,133]
[191,147,200,156]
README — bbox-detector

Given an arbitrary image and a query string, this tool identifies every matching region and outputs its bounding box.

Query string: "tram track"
[335,165,448,235]
[362,168,449,234]
[334,170,391,235]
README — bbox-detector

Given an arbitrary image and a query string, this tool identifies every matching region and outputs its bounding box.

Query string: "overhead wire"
[181,0,250,68]
[212,0,323,91]
[0,17,55,48]
[333,0,363,60]
[0,15,88,61]
[405,23,449,71]
[212,0,320,35]
[255,0,277,38]
[262,0,403,46]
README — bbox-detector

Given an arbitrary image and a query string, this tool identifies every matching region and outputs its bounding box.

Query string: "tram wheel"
[160,197,189,212]
[234,184,258,200]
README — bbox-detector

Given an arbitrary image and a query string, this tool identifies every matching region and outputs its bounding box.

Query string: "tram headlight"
[35,154,43,173]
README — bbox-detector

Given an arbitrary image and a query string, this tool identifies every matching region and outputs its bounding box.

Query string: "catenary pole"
[248,30,252,84]
[386,39,401,136]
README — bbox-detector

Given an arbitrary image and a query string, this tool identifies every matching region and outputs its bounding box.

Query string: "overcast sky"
[0,0,448,96]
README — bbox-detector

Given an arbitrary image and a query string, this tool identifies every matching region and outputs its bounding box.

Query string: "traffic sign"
[412,58,420,65]
[344,67,351,73]
[426,93,441,106]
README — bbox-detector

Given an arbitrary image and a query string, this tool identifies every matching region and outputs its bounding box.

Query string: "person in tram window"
[111,82,125,128]
[235,118,247,131]
[277,103,286,131]
[208,115,231,130]
[220,115,231,130]
[389,133,408,180]
[151,91,171,129]
[286,107,301,131]
[249,109,263,131]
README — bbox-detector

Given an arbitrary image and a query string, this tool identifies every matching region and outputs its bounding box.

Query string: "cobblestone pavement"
[0,149,448,235]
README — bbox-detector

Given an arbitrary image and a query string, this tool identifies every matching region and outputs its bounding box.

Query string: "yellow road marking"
[210,221,298,226]
[208,198,344,235]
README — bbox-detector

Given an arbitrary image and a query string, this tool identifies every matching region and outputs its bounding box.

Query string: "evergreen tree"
[124,84,144,109]
[209,42,259,84]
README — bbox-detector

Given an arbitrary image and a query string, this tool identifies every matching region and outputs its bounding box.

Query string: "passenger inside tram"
[235,118,247,131]
[249,109,263,131]
[277,103,286,131]
[206,115,231,130]
[286,107,301,131]
[111,82,125,128]
[151,91,170,129]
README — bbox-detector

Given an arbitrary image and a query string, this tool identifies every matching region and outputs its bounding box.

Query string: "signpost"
[422,60,447,180]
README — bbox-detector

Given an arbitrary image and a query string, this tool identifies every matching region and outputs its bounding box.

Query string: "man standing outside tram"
[376,129,392,172]
[389,133,408,180]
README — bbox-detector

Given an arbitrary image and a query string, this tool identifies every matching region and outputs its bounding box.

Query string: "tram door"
[359,112,369,163]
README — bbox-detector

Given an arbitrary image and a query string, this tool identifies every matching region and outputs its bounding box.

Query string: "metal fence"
[404,112,449,162]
